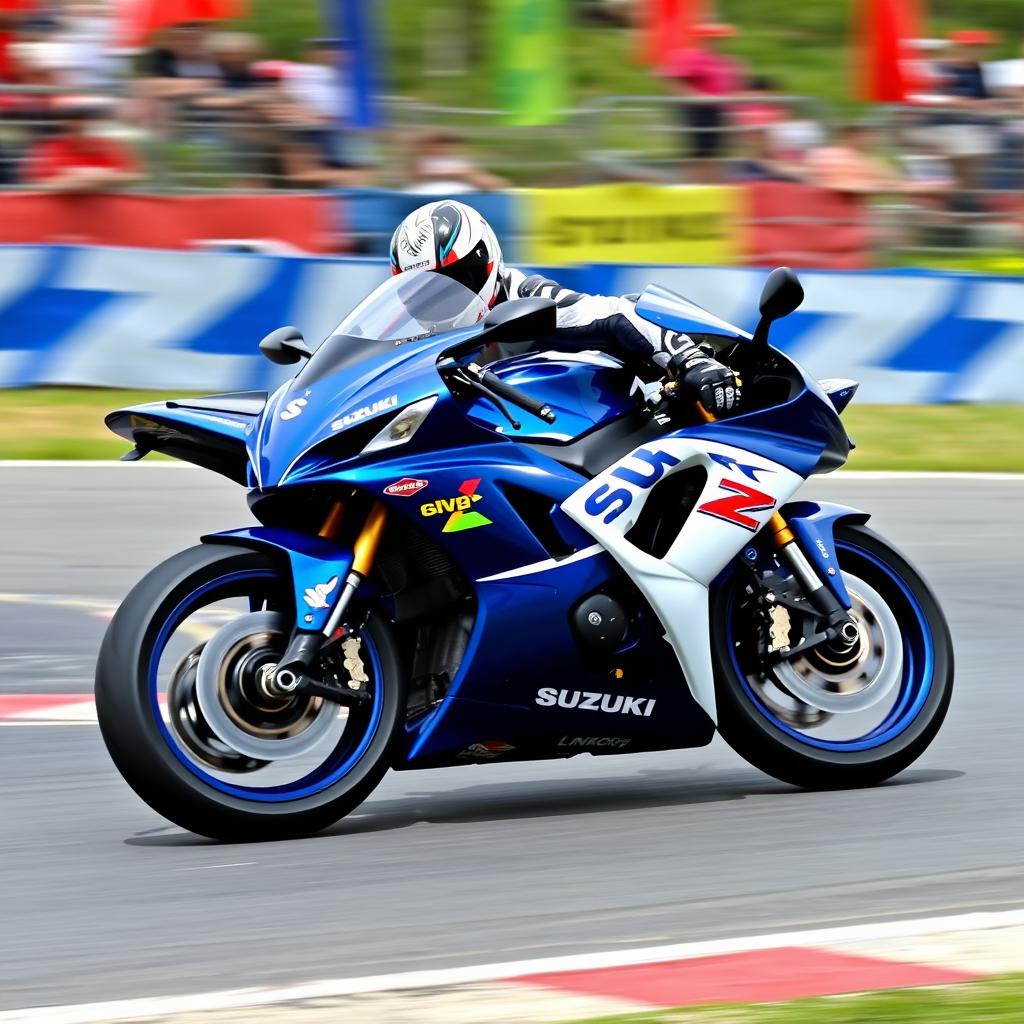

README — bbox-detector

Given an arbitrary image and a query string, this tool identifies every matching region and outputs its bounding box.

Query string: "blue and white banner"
[0,245,1022,403]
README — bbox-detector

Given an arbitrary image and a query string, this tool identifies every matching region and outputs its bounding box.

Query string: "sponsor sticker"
[420,478,492,533]
[384,477,429,498]
[557,736,631,750]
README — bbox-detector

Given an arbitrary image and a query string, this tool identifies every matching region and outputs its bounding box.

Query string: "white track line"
[3,908,1022,1024]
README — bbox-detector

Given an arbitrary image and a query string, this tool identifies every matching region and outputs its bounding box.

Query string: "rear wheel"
[95,544,404,841]
[712,524,954,789]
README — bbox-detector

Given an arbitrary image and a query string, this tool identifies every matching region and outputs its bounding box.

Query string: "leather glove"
[669,351,741,416]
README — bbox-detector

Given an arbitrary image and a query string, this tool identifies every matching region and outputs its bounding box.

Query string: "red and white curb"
[3,909,1021,1023]
[0,694,97,724]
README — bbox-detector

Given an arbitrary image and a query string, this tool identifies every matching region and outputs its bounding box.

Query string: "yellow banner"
[522,184,741,266]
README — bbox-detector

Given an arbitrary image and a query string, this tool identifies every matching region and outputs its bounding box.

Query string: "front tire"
[712,524,954,789]
[96,544,404,841]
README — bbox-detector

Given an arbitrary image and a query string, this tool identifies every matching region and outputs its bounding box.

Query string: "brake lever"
[439,359,521,431]
[470,378,522,431]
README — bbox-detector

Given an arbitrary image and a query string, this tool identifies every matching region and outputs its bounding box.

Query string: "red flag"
[117,0,246,47]
[855,0,926,102]
[640,0,710,66]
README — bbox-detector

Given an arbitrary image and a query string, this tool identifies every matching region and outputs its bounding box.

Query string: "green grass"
[1,390,1021,470]
[562,974,1024,1024]
[0,389,174,461]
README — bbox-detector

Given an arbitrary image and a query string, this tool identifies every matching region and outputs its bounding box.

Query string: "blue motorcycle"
[96,267,953,841]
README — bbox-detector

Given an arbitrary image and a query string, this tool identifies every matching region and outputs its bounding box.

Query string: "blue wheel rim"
[727,541,934,752]
[149,569,384,802]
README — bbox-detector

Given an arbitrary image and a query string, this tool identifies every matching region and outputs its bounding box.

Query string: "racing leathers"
[498,268,740,417]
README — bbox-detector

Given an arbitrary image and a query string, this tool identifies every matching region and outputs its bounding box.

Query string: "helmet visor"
[436,241,492,299]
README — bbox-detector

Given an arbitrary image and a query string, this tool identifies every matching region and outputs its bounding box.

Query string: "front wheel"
[95,544,404,841]
[712,523,954,789]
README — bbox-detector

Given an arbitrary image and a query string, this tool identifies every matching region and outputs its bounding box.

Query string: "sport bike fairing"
[107,274,854,768]
[561,439,804,724]
[99,266,956,841]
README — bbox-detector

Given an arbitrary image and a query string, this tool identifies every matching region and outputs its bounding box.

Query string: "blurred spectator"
[58,0,119,87]
[939,30,997,104]
[207,31,263,95]
[805,123,902,196]
[138,21,220,106]
[222,62,371,189]
[5,33,67,132]
[281,38,373,180]
[0,0,35,82]
[22,94,139,190]
[404,129,509,193]
[662,22,745,183]
[286,38,349,125]
[734,76,784,130]
[729,123,803,183]
[930,30,1000,194]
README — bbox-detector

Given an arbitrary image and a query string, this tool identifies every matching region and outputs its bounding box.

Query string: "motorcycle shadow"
[124,766,961,847]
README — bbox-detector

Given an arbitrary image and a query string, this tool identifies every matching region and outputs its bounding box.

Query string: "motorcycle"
[96,267,953,841]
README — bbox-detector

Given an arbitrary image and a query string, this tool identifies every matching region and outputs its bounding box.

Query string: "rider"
[389,200,741,417]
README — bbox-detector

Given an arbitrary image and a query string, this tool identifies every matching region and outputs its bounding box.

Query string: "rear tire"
[712,524,954,790]
[96,544,404,841]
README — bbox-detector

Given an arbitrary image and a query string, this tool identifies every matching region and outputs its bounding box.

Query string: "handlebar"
[478,369,557,425]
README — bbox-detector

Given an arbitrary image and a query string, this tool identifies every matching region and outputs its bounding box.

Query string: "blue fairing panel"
[780,501,872,609]
[106,394,264,483]
[202,526,354,633]
[635,282,752,341]
[398,547,715,767]
[467,352,637,442]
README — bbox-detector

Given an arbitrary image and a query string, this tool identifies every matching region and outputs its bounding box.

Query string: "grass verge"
[563,974,1024,1024]
[0,390,1021,471]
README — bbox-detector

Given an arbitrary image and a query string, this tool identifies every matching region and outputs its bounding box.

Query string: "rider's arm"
[505,268,694,363]
[504,268,740,415]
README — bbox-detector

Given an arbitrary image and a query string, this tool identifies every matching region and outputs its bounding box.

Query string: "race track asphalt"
[0,466,1021,1012]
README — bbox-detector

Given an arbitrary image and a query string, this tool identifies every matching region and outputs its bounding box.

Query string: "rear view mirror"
[483,297,557,345]
[753,268,804,346]
[759,267,804,322]
[259,326,312,365]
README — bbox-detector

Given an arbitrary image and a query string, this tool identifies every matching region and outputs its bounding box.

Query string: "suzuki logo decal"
[697,479,776,531]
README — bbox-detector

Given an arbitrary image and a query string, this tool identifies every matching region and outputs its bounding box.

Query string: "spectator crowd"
[0,2,1019,254]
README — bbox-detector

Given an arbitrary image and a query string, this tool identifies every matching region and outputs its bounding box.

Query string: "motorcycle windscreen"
[253,272,490,486]
[634,283,752,344]
[296,271,489,389]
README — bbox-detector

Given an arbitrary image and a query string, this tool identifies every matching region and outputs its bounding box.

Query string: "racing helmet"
[389,200,504,308]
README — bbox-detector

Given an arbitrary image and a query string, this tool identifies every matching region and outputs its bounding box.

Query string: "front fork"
[764,512,857,643]
[267,500,389,704]
[695,400,856,645]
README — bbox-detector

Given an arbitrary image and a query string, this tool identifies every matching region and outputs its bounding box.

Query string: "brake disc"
[195,611,343,762]
[772,575,903,715]
[166,647,267,772]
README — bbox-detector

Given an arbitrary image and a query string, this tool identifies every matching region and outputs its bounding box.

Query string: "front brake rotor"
[195,611,344,762]
[166,648,267,772]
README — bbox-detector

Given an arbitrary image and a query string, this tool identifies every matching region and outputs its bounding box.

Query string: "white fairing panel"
[560,438,805,723]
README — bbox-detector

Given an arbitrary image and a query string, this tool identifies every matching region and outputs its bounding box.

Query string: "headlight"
[360,395,437,455]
